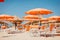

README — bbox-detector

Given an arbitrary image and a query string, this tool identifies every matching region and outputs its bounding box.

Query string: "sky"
[0,0,60,19]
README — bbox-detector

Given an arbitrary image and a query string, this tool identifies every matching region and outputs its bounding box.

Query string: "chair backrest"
[49,23,55,31]
[21,24,26,29]
[26,25,30,31]
[1,26,7,29]
[16,25,23,30]
[22,25,31,31]
[41,26,46,30]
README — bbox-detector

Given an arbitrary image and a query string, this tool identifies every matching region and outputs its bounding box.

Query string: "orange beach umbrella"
[23,19,39,21]
[0,14,14,20]
[23,15,41,19]
[0,14,14,18]
[23,15,42,21]
[25,8,53,15]
[41,18,48,21]
[48,16,60,21]
[40,18,48,23]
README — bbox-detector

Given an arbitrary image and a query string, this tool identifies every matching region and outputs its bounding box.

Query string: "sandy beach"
[0,31,60,40]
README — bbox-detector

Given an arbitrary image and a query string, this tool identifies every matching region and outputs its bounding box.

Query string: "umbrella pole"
[30,20,32,25]
[31,21,32,25]
[38,15,42,26]
[14,24,16,30]
[38,15,42,37]
[15,22,17,30]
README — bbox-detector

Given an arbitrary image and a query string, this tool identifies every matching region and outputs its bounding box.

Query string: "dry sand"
[0,31,60,40]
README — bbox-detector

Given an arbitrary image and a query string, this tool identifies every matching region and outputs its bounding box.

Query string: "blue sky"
[0,0,60,18]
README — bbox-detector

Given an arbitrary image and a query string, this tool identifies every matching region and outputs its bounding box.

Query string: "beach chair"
[14,24,23,33]
[46,23,56,37]
[1,25,7,32]
[26,25,30,31]
[29,25,40,37]
[39,26,46,37]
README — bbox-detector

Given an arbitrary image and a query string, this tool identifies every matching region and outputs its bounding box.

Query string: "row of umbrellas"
[0,8,59,24]
[0,8,60,23]
[0,8,60,25]
[23,8,60,23]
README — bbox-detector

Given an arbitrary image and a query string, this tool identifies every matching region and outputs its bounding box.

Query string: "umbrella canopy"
[48,16,60,21]
[41,18,48,21]
[23,15,42,19]
[40,18,48,23]
[23,15,42,21]
[7,18,14,21]
[0,14,14,20]
[13,16,23,24]
[0,14,14,18]
[23,18,40,21]
[25,8,53,15]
